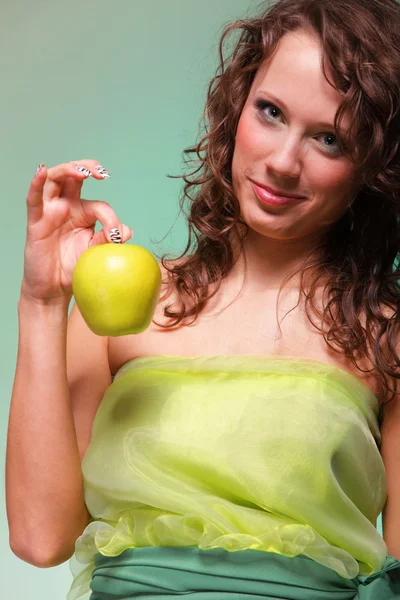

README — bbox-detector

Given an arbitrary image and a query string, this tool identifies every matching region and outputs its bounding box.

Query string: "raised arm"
[6,161,132,567]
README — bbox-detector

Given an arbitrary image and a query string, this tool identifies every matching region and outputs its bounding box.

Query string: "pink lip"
[250,180,307,207]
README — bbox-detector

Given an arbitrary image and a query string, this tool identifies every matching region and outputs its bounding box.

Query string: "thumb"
[88,224,133,248]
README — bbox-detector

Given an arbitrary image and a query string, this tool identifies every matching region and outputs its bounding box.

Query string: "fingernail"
[36,163,45,174]
[109,228,122,243]
[95,165,111,179]
[76,166,92,177]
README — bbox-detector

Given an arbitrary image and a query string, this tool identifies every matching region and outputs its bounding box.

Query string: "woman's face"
[231,28,362,242]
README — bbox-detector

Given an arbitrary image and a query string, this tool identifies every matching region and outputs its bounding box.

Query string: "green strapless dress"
[67,355,400,599]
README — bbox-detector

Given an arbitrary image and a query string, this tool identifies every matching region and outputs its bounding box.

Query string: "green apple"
[72,243,162,336]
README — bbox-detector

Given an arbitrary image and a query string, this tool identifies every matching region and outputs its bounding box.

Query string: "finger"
[80,199,134,243]
[62,161,112,207]
[26,166,48,225]
[47,160,110,183]
[88,223,133,247]
[44,160,111,201]
[44,161,90,201]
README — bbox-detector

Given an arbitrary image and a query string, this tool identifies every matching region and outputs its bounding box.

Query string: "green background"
[0,1,383,598]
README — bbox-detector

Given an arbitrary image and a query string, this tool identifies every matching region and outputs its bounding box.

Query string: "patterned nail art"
[109,228,122,243]
[95,165,111,179]
[36,163,45,174]
[76,165,92,177]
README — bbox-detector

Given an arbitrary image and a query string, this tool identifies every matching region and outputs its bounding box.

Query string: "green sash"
[89,546,400,599]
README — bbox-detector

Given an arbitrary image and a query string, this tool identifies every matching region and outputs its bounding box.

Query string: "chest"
[108,286,380,399]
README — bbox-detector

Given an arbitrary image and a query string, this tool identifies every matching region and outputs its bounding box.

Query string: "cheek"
[235,113,266,157]
[311,160,357,197]
[234,124,251,162]
[308,160,359,227]
[233,117,266,184]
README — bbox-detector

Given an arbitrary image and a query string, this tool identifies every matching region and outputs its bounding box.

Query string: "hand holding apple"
[21,160,133,305]
[72,242,162,336]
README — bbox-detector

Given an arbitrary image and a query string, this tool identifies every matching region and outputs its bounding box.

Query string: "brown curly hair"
[152,0,400,410]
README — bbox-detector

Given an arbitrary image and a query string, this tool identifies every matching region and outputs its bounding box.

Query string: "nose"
[264,133,302,180]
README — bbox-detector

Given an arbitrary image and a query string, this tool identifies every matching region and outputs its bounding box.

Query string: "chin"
[243,209,323,243]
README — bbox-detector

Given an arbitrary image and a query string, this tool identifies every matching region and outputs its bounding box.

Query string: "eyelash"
[254,99,341,155]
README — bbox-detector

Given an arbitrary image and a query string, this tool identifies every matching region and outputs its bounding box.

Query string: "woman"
[6,0,400,598]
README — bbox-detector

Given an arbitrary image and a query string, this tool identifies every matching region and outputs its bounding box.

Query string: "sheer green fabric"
[67,355,394,600]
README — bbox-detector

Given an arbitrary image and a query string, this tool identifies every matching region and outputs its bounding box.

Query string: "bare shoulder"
[374,304,400,422]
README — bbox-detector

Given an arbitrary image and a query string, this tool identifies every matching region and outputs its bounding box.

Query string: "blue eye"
[317,133,341,154]
[254,98,342,156]
[255,100,281,122]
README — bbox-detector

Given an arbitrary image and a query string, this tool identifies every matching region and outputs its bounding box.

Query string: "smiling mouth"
[250,181,307,208]
[253,180,306,199]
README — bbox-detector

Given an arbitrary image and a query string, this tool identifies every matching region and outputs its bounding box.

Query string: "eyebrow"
[256,89,338,131]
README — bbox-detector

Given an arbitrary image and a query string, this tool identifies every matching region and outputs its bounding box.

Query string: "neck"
[227,228,324,294]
